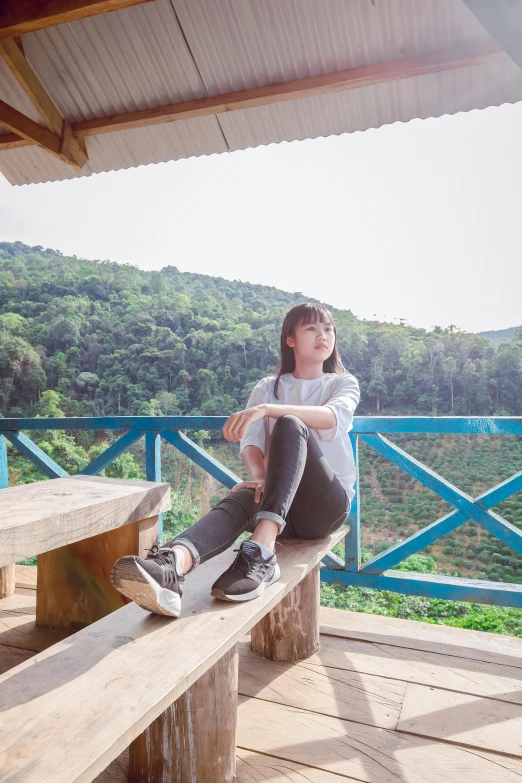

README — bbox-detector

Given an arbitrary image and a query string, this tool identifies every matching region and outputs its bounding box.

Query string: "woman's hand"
[222,404,266,443]
[230,479,266,503]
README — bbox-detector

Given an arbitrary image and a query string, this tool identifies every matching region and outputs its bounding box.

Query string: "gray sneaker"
[110,545,185,617]
[211,540,280,602]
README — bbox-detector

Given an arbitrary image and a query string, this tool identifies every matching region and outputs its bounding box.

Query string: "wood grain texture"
[130,644,238,783]
[0,643,34,674]
[36,515,158,628]
[0,564,15,598]
[320,607,522,668]
[302,633,522,706]
[397,682,522,757]
[0,529,346,783]
[0,475,170,567]
[0,605,73,651]
[0,0,155,38]
[236,749,355,782]
[252,564,320,661]
[93,748,353,783]
[0,591,37,613]
[0,130,25,149]
[237,696,522,782]
[238,641,405,729]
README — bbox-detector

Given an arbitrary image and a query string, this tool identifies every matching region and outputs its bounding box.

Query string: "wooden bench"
[0,475,170,627]
[0,525,347,782]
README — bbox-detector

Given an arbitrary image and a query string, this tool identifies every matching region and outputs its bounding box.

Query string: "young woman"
[110,302,360,618]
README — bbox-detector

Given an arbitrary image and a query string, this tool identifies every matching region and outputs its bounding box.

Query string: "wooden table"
[0,475,171,628]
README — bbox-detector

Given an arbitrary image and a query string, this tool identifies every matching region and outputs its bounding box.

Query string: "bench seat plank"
[0,528,346,783]
[0,476,170,568]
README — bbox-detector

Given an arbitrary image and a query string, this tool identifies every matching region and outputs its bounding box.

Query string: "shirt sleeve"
[314,373,360,442]
[239,379,269,457]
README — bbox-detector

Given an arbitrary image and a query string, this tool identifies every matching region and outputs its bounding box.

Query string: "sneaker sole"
[110,557,181,618]
[211,564,281,602]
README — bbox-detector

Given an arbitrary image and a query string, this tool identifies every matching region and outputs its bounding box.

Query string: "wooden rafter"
[0,132,29,150]
[462,0,522,71]
[0,100,85,168]
[73,42,506,136]
[0,41,507,154]
[0,37,86,168]
[0,0,155,39]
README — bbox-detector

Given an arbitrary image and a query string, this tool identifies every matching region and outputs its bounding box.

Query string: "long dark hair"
[273,303,347,399]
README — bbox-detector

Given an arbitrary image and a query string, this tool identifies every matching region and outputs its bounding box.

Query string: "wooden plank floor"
[2,568,522,781]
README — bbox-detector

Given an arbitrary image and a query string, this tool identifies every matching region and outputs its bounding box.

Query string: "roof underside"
[1,0,522,185]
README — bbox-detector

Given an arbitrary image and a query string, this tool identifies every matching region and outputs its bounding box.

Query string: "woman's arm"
[259,404,336,430]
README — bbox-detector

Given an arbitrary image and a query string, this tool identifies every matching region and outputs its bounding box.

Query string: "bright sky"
[1,101,521,333]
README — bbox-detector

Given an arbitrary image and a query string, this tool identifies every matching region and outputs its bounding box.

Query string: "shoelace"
[231,547,272,579]
[146,544,175,566]
[146,545,184,593]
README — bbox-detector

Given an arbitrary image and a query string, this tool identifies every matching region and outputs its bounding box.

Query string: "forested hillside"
[1,241,521,420]
[478,326,522,345]
[2,241,522,636]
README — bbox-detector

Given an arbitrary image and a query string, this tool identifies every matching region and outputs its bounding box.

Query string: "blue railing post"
[344,432,361,571]
[146,431,163,543]
[0,435,7,490]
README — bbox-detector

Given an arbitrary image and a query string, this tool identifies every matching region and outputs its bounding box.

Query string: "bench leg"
[35,516,158,629]
[0,564,15,599]
[129,643,238,783]
[251,564,320,661]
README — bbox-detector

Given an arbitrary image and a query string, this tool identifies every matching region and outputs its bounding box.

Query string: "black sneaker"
[110,545,185,618]
[211,540,280,602]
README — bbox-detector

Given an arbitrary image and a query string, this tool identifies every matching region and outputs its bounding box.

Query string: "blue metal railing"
[1,416,522,607]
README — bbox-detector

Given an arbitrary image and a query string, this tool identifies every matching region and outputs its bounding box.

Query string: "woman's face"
[287,318,335,362]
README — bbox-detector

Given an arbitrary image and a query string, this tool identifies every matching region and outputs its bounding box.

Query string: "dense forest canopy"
[1,240,521,420]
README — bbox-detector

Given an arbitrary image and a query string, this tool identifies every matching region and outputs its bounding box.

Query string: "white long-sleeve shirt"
[239,371,360,501]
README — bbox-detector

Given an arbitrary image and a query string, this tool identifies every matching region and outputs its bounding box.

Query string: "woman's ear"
[286,337,294,348]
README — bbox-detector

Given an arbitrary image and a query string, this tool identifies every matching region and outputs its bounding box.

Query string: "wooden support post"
[0,564,15,599]
[251,565,320,661]
[36,515,158,628]
[129,643,238,783]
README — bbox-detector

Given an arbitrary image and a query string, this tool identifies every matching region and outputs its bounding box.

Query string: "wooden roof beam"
[0,100,85,168]
[0,132,29,150]
[0,37,86,167]
[0,0,155,39]
[73,41,507,137]
[0,41,507,155]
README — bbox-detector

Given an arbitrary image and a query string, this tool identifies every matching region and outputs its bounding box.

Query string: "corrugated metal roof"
[1,0,521,185]
[173,0,491,92]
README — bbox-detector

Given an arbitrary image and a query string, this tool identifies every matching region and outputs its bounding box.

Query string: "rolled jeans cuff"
[170,537,201,569]
[252,511,286,534]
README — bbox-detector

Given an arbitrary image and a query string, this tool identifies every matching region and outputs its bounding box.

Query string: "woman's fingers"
[231,480,264,501]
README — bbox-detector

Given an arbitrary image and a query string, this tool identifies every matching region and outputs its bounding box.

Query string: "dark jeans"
[170,414,350,569]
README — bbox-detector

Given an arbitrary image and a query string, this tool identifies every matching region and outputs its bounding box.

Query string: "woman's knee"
[220,486,259,513]
[273,414,308,433]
